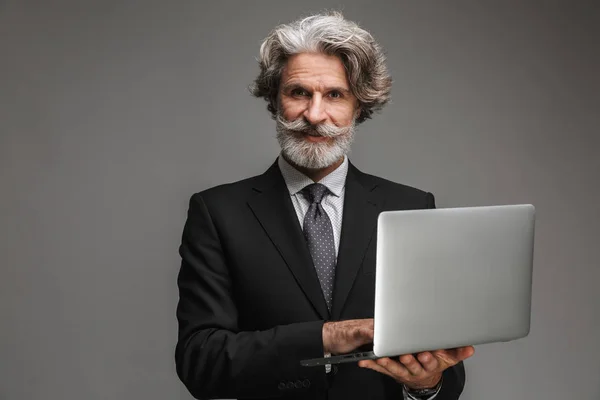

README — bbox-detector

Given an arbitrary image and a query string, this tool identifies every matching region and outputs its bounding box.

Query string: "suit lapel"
[331,164,381,319]
[247,162,330,320]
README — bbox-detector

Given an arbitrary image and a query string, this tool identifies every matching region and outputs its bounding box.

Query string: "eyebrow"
[281,83,352,96]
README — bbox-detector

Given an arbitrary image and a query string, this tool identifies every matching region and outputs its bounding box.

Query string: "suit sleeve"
[424,191,468,400]
[175,194,327,399]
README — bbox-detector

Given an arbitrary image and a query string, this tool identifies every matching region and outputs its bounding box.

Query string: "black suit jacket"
[175,160,466,400]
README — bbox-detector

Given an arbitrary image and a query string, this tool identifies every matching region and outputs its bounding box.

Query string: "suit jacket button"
[278,382,286,390]
[303,379,311,388]
[294,380,303,389]
[286,381,294,389]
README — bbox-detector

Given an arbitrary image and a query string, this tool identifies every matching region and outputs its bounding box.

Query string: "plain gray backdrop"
[1,1,599,399]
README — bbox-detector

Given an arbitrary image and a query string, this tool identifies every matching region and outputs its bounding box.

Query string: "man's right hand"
[322,318,374,355]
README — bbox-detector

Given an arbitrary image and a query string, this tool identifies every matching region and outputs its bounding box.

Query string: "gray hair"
[250,11,392,124]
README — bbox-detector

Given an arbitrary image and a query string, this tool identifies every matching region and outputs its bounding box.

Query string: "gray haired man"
[176,11,474,400]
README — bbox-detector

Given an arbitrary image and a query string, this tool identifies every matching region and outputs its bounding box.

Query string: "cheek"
[328,104,357,126]
[280,99,306,120]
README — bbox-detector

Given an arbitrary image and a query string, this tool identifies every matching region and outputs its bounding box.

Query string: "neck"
[284,155,345,183]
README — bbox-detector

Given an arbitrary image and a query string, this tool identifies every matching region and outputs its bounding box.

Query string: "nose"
[304,93,327,126]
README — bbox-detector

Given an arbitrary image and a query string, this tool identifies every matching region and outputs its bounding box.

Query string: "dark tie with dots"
[301,183,336,311]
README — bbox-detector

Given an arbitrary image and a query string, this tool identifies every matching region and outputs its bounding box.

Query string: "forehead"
[281,53,350,89]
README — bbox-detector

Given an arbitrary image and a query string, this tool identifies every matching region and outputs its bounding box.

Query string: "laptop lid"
[373,204,535,357]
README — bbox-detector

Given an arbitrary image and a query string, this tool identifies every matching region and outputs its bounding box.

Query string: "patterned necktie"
[301,183,336,311]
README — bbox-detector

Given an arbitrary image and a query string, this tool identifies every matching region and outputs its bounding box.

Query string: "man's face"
[276,53,360,169]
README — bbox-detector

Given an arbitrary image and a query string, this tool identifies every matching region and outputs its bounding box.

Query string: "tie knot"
[301,183,329,204]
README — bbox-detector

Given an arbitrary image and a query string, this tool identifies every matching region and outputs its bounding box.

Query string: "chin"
[284,146,345,170]
[302,134,334,145]
[277,125,354,170]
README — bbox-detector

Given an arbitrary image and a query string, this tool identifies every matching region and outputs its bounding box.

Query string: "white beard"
[275,114,356,169]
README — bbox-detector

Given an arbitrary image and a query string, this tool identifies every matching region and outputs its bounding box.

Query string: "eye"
[291,88,309,97]
[328,91,343,99]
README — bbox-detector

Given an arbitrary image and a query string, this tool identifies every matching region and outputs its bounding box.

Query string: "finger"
[398,354,425,376]
[433,346,475,368]
[353,326,374,343]
[455,346,475,360]
[361,325,375,340]
[358,360,396,380]
[416,352,439,373]
[432,349,456,368]
[374,357,412,380]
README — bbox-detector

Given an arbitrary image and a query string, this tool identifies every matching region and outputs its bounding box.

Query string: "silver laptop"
[301,204,535,367]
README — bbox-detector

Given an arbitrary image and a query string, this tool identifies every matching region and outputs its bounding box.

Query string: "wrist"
[404,375,442,397]
[322,322,332,354]
[405,373,442,390]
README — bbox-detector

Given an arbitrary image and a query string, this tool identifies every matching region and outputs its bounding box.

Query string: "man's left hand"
[358,346,475,390]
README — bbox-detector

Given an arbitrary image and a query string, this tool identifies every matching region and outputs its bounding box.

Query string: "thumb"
[457,346,475,360]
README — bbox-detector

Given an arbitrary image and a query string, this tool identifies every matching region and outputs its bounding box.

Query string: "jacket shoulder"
[188,173,264,206]
[367,172,428,194]
[353,167,435,208]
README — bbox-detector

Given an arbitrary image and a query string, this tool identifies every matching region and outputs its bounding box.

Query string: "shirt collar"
[278,154,348,197]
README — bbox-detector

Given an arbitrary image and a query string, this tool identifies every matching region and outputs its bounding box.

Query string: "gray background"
[1,0,598,399]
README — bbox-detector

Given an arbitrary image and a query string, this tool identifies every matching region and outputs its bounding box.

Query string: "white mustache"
[276,115,352,138]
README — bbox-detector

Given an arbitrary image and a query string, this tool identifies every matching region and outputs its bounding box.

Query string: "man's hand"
[358,346,475,390]
[322,318,374,355]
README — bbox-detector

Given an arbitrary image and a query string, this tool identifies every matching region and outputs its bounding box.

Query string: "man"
[175,11,474,400]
